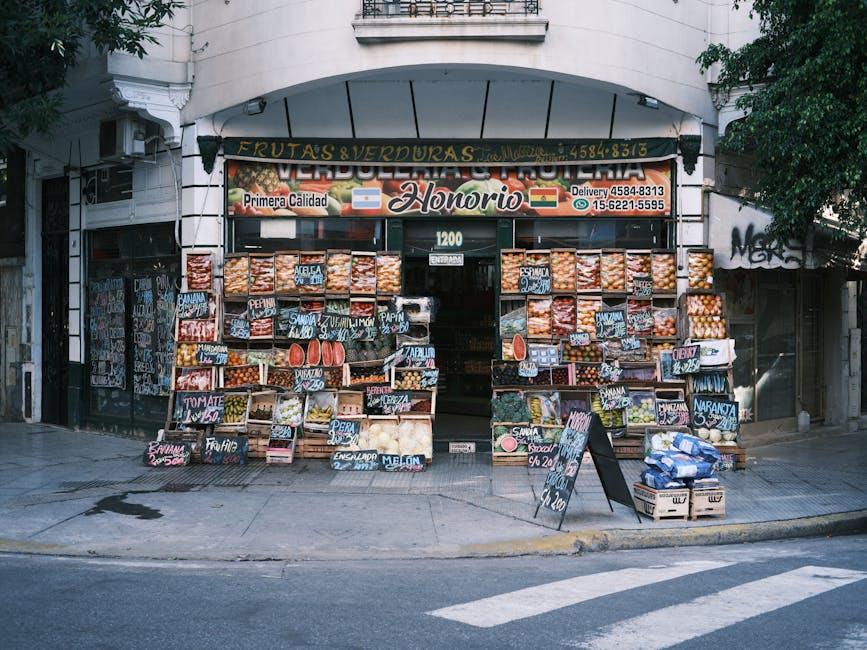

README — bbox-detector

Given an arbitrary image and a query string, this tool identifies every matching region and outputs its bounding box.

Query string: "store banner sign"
[226,160,672,218]
[224,137,677,165]
[708,193,804,269]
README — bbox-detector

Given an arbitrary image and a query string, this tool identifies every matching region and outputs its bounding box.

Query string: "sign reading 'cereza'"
[672,344,701,375]
[247,296,277,320]
[293,366,325,392]
[379,454,426,472]
[143,440,191,467]
[380,391,412,414]
[196,343,228,366]
[692,396,739,432]
[655,399,691,427]
[327,418,361,446]
[594,309,627,339]
[569,331,591,347]
[519,266,552,294]
[632,275,653,299]
[598,383,630,411]
[177,291,210,319]
[294,263,325,287]
[331,450,380,471]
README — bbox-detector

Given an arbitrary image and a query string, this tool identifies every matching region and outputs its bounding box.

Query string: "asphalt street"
[1,535,865,649]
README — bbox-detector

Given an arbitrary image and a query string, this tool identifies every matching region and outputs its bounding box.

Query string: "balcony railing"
[360,1,541,19]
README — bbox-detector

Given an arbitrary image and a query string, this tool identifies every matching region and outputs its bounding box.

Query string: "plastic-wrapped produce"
[325,251,351,293]
[688,249,714,289]
[552,296,576,336]
[528,298,552,338]
[685,293,723,316]
[601,251,626,291]
[625,252,651,291]
[551,249,576,292]
[186,253,213,291]
[350,252,376,294]
[275,253,299,294]
[576,298,600,338]
[651,252,676,291]
[376,253,402,294]
[223,255,249,296]
[576,252,601,291]
[500,250,525,293]
[249,255,275,294]
[653,307,677,337]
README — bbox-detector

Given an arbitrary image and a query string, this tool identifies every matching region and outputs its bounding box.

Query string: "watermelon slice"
[332,341,346,366]
[512,334,527,361]
[288,343,305,368]
[321,341,334,367]
[307,339,321,366]
[500,435,519,453]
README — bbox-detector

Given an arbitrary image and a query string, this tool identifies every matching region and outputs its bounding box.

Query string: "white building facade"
[11,0,858,436]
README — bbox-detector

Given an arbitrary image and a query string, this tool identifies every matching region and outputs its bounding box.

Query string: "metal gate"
[41,177,69,424]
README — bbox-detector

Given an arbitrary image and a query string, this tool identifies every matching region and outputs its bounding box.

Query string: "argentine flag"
[351,187,382,210]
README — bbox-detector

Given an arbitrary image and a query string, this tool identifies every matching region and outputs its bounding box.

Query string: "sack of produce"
[641,467,686,490]
[673,432,721,462]
[684,477,720,489]
[645,450,715,479]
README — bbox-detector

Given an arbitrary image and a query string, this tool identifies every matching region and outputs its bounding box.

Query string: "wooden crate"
[295,437,333,460]
[492,452,528,466]
[690,487,726,519]
[633,483,690,521]
[266,442,296,465]
[223,253,250,297]
[161,429,203,463]
[714,443,747,470]
[613,436,646,458]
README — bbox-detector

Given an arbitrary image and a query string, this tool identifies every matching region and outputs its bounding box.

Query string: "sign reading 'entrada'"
[226,160,672,218]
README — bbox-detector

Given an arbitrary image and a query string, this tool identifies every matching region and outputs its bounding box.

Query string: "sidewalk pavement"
[0,423,865,561]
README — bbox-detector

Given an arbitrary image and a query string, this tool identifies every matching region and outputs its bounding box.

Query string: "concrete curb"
[1,510,864,563]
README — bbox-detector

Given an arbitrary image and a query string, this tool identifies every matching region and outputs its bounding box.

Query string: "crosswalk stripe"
[577,565,867,650]
[427,560,732,628]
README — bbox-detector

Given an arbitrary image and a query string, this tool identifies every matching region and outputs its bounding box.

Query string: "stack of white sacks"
[642,432,721,490]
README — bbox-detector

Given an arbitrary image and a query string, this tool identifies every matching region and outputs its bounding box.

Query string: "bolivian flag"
[528,187,559,208]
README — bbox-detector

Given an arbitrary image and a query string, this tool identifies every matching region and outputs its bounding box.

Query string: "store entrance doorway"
[403,221,498,445]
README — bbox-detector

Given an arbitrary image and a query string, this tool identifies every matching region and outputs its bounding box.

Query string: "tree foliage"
[0,0,181,150]
[698,0,867,239]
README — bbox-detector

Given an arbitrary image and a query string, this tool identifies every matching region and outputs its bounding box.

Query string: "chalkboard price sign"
[89,277,126,389]
[317,312,350,342]
[173,391,225,424]
[599,362,623,383]
[143,440,191,467]
[365,384,392,411]
[519,266,552,294]
[620,336,641,351]
[528,442,559,469]
[269,424,298,440]
[594,309,627,339]
[177,291,209,319]
[537,410,594,521]
[569,331,591,347]
[510,424,544,445]
[293,367,325,392]
[278,308,318,340]
[295,263,325,287]
[347,315,377,341]
[598,383,630,410]
[132,276,158,396]
[419,369,439,389]
[692,396,739,432]
[248,296,277,320]
[378,309,410,336]
[331,450,380,471]
[672,344,701,376]
[380,391,412,414]
[518,360,539,378]
[632,275,653,299]
[228,317,250,340]
[655,399,691,426]
[379,454,426,472]
[398,345,436,368]
[327,418,361,446]
[628,308,654,334]
[196,343,228,366]
[202,436,248,465]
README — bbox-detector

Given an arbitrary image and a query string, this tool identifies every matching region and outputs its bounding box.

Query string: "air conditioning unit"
[99,116,156,161]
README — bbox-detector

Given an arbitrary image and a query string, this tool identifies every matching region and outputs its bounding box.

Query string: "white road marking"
[427,560,732,628]
[577,565,867,650]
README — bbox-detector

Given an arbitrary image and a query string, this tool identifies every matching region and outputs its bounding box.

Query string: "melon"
[332,341,346,366]
[512,334,527,361]
[500,435,519,453]
[288,343,305,368]
[321,341,334,367]
[307,339,321,366]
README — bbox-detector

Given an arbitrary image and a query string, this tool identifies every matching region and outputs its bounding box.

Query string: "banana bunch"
[306,405,333,423]
[529,397,543,424]
[591,394,624,428]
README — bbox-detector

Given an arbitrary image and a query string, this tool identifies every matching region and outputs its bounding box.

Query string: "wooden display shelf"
[492,452,528,466]
[295,437,332,460]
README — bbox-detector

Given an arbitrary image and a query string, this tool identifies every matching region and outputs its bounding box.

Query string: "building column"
[67,172,85,427]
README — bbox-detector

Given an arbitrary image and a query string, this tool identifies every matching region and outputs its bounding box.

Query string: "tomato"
[227,161,239,179]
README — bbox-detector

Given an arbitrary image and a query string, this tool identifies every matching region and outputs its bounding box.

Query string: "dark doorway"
[403,220,497,443]
[41,177,69,425]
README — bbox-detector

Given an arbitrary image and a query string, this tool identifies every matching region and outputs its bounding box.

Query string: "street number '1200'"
[436,230,463,248]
